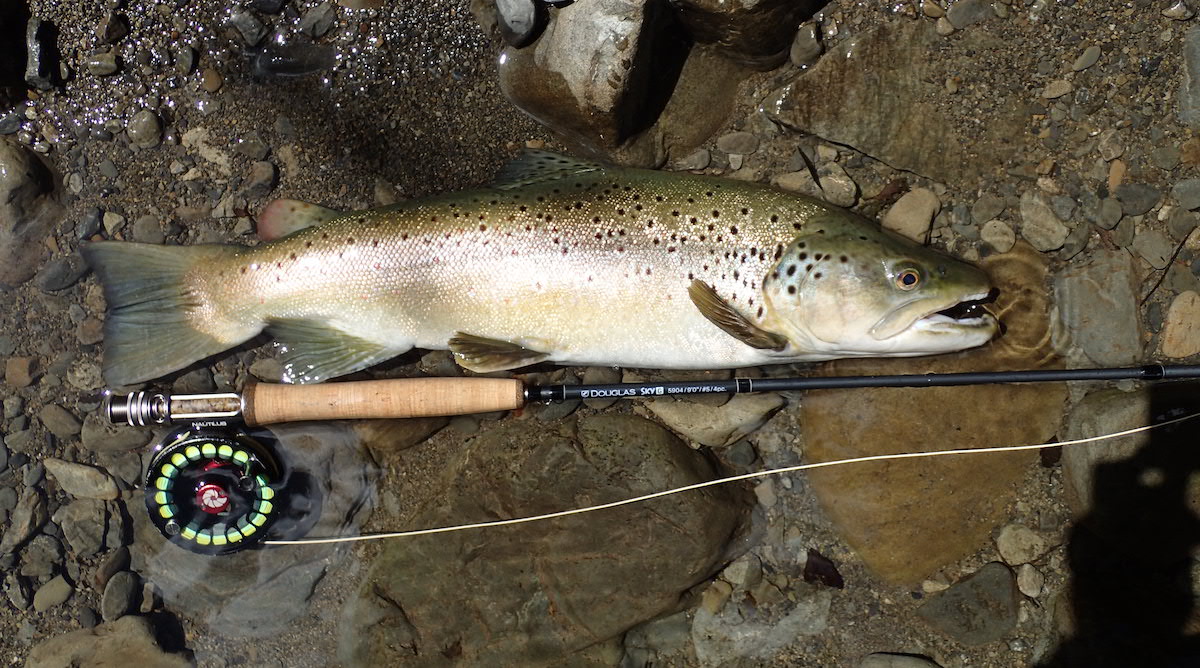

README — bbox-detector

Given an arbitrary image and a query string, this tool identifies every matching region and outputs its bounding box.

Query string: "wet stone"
[21,534,63,578]
[1057,222,1091,261]
[131,215,164,244]
[674,148,711,171]
[980,220,1016,253]
[1073,44,1102,71]
[44,458,119,500]
[32,575,72,612]
[496,0,539,47]
[1017,564,1045,598]
[25,19,54,91]
[79,608,98,629]
[5,575,30,610]
[101,571,138,622]
[250,0,287,12]
[230,10,267,46]
[789,23,822,68]
[1166,0,1197,20]
[1114,183,1161,216]
[1131,228,1175,269]
[7,358,35,388]
[299,3,337,38]
[235,132,270,160]
[1050,195,1076,221]
[85,52,119,76]
[126,110,161,149]
[172,46,195,74]
[0,488,18,512]
[54,500,107,557]
[917,562,1018,645]
[1053,251,1142,365]
[581,366,622,409]
[97,12,129,44]
[92,546,130,591]
[1182,27,1200,129]
[946,0,993,28]
[97,158,118,179]
[200,68,222,93]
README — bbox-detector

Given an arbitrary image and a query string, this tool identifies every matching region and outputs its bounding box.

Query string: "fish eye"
[896,268,921,290]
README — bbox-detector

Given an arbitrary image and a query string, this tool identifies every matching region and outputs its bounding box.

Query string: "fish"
[81,150,998,386]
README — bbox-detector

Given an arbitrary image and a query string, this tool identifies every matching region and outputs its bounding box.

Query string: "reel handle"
[242,377,527,425]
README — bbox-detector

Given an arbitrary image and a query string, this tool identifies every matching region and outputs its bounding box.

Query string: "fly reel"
[145,427,283,555]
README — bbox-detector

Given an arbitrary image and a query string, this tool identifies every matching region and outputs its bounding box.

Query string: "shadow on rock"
[1041,385,1200,667]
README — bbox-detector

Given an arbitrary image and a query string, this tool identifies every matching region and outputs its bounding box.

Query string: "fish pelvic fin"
[448,333,549,373]
[267,318,401,383]
[489,150,604,190]
[257,199,343,241]
[688,280,789,351]
[81,241,240,386]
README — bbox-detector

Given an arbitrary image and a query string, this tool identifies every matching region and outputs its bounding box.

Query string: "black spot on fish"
[672,210,680,216]
[647,221,655,228]
[687,197,695,203]
[240,267,246,274]
[730,226,739,235]
[617,209,626,215]
[706,191,713,197]
[519,206,528,212]
[635,204,643,211]
[757,306,764,317]
[798,253,807,261]
[788,285,796,295]
[814,272,823,279]
[656,195,664,202]
[786,265,796,276]
[714,210,721,218]
[289,253,297,260]
[741,208,749,215]
[806,264,813,272]
[688,272,695,280]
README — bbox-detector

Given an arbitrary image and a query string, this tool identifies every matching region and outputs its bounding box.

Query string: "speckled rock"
[980,219,1016,253]
[126,110,161,149]
[692,587,832,666]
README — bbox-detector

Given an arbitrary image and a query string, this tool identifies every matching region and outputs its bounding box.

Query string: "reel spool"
[144,427,283,555]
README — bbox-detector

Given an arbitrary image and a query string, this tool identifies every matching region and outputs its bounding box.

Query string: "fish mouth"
[915,289,999,332]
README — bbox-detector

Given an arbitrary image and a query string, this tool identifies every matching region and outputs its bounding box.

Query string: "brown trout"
[82,151,997,385]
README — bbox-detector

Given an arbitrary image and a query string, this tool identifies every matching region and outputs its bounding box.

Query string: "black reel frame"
[144,424,284,555]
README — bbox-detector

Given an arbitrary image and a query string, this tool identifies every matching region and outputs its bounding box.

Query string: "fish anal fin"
[489,150,603,190]
[257,199,343,242]
[448,333,549,373]
[267,318,401,383]
[688,280,788,351]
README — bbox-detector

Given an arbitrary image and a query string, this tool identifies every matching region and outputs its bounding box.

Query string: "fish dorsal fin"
[448,332,549,373]
[490,150,604,190]
[688,280,789,351]
[257,199,343,242]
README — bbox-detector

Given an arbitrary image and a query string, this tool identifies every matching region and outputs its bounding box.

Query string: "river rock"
[980,219,1016,253]
[339,414,741,666]
[917,562,1018,645]
[1132,227,1175,269]
[0,488,47,553]
[126,110,161,149]
[672,0,819,69]
[765,21,1025,187]
[861,655,943,668]
[692,586,832,666]
[32,575,73,612]
[45,458,119,500]
[1053,250,1142,365]
[80,414,150,453]
[801,243,1065,583]
[995,523,1051,565]
[53,499,107,556]
[39,404,82,439]
[1019,190,1070,251]
[498,0,669,155]
[946,0,993,28]
[27,616,191,667]
[1114,183,1161,216]
[101,571,138,621]
[1181,26,1200,129]
[1161,291,1200,358]
[642,392,786,447]
[0,138,60,288]
[882,188,940,243]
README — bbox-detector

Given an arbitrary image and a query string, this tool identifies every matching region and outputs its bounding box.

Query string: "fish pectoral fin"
[489,150,603,190]
[688,280,788,351]
[257,199,343,242]
[267,318,400,383]
[448,333,550,373]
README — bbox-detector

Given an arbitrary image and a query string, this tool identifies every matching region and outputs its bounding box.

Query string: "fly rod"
[104,363,1200,428]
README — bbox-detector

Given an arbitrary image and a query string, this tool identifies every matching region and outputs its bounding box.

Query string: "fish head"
[761,214,998,358]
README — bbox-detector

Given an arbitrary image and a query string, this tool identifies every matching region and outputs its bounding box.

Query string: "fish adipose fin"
[257,199,343,241]
[268,318,400,383]
[489,150,604,190]
[448,333,549,373]
[81,242,239,386]
[688,280,789,351]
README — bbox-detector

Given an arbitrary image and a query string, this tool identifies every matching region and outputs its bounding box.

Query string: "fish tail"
[81,241,245,386]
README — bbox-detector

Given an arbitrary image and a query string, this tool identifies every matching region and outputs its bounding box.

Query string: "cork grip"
[241,377,526,425]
